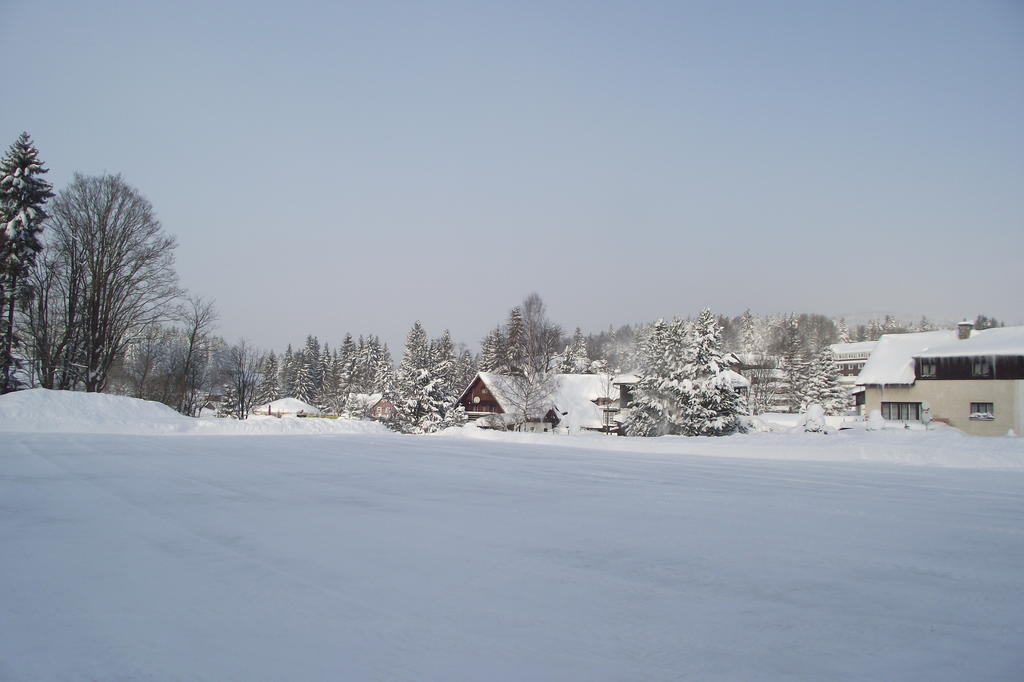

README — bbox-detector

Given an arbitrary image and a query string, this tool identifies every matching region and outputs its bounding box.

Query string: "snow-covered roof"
[722,369,750,389]
[914,326,1024,359]
[550,374,619,431]
[612,373,641,385]
[470,372,619,431]
[829,341,878,358]
[472,372,518,411]
[856,330,957,386]
[347,392,384,409]
[252,397,321,415]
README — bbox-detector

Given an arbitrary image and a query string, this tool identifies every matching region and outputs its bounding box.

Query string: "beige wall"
[863,380,1021,436]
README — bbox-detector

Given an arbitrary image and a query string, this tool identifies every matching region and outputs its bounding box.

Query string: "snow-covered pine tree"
[740,309,757,356]
[559,327,591,373]
[424,330,466,431]
[835,318,851,344]
[504,307,526,376]
[279,345,296,397]
[454,349,476,393]
[623,319,689,436]
[317,343,336,413]
[257,351,281,405]
[676,308,745,436]
[394,322,431,433]
[336,333,356,398]
[478,327,505,373]
[0,132,54,393]
[291,336,319,404]
[804,347,850,416]
[778,316,808,413]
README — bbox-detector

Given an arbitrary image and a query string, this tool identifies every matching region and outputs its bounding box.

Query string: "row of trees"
[0,133,263,419]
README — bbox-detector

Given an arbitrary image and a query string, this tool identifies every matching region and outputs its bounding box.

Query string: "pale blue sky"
[2,0,1022,350]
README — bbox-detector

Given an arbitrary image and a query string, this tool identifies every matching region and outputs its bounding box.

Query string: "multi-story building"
[858,322,1023,436]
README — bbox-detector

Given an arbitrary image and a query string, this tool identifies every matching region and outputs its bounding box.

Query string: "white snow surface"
[829,340,878,357]
[0,389,389,436]
[2,390,1024,680]
[915,324,1024,358]
[856,330,956,385]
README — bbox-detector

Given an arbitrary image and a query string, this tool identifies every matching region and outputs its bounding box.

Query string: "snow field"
[2,390,1023,680]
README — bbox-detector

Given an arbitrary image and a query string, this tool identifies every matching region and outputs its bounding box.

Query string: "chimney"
[957,320,974,340]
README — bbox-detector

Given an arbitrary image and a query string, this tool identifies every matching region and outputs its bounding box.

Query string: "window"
[970,402,995,420]
[919,359,937,378]
[972,357,992,378]
[881,402,922,421]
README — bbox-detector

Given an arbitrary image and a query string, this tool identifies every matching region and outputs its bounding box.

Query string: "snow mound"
[0,388,197,435]
[251,397,320,415]
[0,389,390,436]
[445,420,1024,470]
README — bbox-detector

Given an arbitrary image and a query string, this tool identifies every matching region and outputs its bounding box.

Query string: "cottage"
[347,393,396,421]
[457,372,620,433]
[857,322,1024,436]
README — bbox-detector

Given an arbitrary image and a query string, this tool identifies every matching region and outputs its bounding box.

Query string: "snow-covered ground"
[2,391,1024,680]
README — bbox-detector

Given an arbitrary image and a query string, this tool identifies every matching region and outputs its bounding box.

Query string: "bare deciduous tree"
[522,293,562,375]
[219,340,265,420]
[32,174,181,392]
[498,370,557,431]
[172,295,218,416]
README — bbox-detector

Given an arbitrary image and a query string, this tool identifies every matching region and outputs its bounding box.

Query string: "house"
[830,341,877,382]
[830,340,878,412]
[457,372,621,434]
[347,393,396,421]
[857,322,1024,436]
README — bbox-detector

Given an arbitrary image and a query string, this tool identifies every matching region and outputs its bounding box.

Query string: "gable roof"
[914,326,1024,359]
[829,341,878,358]
[856,330,957,386]
[461,372,619,430]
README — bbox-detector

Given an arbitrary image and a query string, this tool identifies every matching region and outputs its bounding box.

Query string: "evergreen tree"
[835,318,851,343]
[676,308,745,436]
[318,343,337,412]
[337,333,357,396]
[280,345,296,397]
[623,319,689,436]
[504,306,526,375]
[559,327,591,373]
[478,327,505,373]
[740,309,757,355]
[778,315,808,413]
[453,348,477,392]
[292,335,320,404]
[803,347,850,415]
[0,132,54,392]
[395,322,432,433]
[426,330,465,431]
[257,351,281,405]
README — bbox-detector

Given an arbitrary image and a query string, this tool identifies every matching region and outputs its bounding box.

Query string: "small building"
[347,393,396,421]
[858,322,1024,436]
[830,341,878,381]
[457,372,621,434]
[830,340,878,413]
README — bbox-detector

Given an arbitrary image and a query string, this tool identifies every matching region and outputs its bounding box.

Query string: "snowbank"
[450,419,1024,470]
[0,389,390,436]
